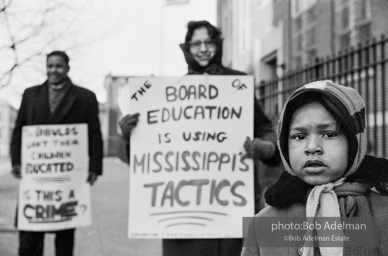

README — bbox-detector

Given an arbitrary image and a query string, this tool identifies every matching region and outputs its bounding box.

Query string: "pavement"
[0,157,11,177]
[0,157,162,256]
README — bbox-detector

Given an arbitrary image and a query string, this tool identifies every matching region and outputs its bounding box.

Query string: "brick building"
[217,0,388,157]
[218,0,388,81]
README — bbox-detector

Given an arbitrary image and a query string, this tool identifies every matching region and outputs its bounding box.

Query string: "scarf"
[303,178,345,256]
[302,180,378,256]
[264,156,387,255]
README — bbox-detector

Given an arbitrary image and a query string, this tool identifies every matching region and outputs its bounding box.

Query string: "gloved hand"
[12,165,21,179]
[242,137,276,161]
[86,172,98,186]
[118,113,140,141]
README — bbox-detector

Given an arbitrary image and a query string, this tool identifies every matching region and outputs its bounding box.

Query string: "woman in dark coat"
[119,20,280,256]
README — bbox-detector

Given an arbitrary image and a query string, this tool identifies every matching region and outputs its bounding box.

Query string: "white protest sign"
[18,124,91,231]
[128,75,254,239]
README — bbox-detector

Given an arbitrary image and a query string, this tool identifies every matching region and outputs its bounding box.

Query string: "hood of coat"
[277,80,367,178]
[179,38,223,74]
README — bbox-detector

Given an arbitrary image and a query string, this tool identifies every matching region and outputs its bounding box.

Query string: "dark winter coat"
[242,155,388,256]
[11,80,103,175]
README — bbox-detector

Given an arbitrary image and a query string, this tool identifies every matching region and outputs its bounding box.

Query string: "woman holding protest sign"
[119,20,280,256]
[179,20,279,166]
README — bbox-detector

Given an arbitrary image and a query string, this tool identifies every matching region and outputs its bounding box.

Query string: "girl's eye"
[323,132,338,138]
[291,134,306,141]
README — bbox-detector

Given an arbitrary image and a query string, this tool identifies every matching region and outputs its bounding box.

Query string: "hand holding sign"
[86,172,98,186]
[12,165,21,179]
[118,113,140,141]
[242,137,276,161]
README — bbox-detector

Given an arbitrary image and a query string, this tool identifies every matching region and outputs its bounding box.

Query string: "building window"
[265,57,277,79]
[341,6,350,30]
[355,0,368,22]
[306,27,316,47]
[307,49,317,63]
[357,23,371,43]
[340,32,351,50]
[294,56,302,69]
[295,16,302,32]
[296,35,303,52]
[306,6,316,24]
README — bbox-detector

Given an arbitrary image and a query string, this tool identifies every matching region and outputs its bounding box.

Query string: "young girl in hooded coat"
[242,80,388,256]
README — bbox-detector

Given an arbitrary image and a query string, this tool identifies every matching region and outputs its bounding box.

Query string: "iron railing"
[258,35,388,158]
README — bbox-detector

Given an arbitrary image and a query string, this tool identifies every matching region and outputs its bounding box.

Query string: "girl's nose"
[305,137,323,155]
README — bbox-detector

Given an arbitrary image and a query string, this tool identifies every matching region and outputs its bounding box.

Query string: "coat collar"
[35,79,78,124]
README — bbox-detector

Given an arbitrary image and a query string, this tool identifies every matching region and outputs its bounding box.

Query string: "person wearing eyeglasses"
[179,20,246,76]
[159,20,281,256]
[118,20,280,256]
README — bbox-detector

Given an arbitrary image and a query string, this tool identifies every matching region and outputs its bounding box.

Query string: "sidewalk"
[0,157,11,177]
[0,157,162,256]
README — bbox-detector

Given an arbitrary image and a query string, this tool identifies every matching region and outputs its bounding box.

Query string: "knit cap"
[277,80,367,178]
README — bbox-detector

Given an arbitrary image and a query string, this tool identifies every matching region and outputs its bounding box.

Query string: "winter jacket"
[11,79,103,175]
[243,155,388,256]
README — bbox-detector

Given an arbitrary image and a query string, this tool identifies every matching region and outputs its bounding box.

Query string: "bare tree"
[0,0,109,90]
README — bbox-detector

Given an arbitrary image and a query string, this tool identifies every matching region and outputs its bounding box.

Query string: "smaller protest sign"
[17,124,91,231]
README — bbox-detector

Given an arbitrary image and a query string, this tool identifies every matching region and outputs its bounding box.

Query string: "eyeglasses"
[188,40,216,50]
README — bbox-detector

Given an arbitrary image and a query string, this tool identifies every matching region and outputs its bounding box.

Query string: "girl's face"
[188,27,217,67]
[288,102,349,186]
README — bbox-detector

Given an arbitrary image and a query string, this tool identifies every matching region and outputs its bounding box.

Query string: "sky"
[0,0,217,107]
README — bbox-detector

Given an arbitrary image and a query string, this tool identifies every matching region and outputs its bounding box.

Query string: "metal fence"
[257,35,388,158]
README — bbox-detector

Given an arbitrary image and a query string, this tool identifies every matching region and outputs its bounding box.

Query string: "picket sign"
[128,75,255,239]
[18,124,91,231]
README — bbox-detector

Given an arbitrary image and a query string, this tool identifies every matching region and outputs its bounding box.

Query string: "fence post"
[380,34,386,157]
